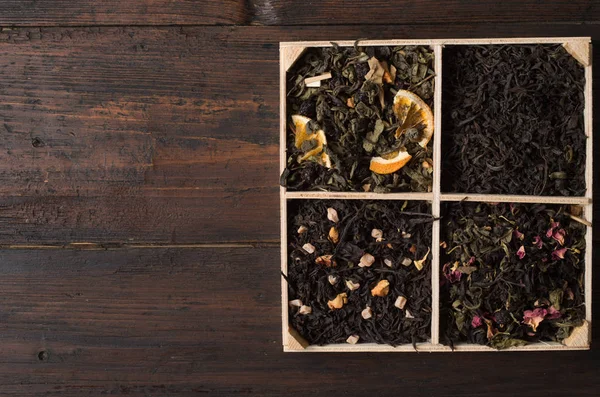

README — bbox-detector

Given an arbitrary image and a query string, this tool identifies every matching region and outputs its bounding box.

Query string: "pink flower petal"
[547,306,562,320]
[523,308,547,332]
[514,229,524,241]
[517,245,526,260]
[471,316,483,328]
[552,229,566,246]
[532,235,543,249]
[552,247,568,260]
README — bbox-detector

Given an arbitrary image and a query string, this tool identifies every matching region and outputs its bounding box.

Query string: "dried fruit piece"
[401,257,412,267]
[369,149,412,175]
[361,306,373,319]
[345,280,360,291]
[327,293,348,310]
[346,335,360,344]
[371,229,383,241]
[289,299,303,307]
[327,207,339,223]
[371,280,390,297]
[297,225,308,234]
[359,253,375,268]
[405,309,415,319]
[302,243,315,254]
[384,258,393,268]
[328,227,339,243]
[394,296,407,310]
[291,114,332,168]
[315,255,335,267]
[393,89,434,148]
[328,275,338,285]
[413,247,430,271]
[298,305,312,315]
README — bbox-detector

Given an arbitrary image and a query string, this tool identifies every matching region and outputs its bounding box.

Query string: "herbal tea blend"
[441,45,586,196]
[440,202,586,349]
[282,43,435,192]
[286,200,433,345]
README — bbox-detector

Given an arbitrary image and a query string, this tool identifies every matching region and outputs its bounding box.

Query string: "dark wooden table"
[0,1,598,396]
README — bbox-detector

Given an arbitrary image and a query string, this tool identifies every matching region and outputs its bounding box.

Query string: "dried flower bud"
[297,225,308,234]
[401,257,412,267]
[552,229,566,246]
[532,235,543,249]
[371,229,383,241]
[514,229,524,241]
[298,305,312,315]
[371,280,390,297]
[414,247,430,271]
[327,207,339,223]
[516,245,526,260]
[552,247,568,260]
[361,306,373,319]
[346,335,360,344]
[345,279,360,291]
[327,293,348,310]
[328,227,339,244]
[394,296,407,310]
[302,243,315,254]
[384,258,393,267]
[289,299,303,307]
[359,253,375,268]
[316,255,336,267]
[328,275,338,285]
[405,309,415,319]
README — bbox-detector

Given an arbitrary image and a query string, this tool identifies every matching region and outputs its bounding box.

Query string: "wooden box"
[280,38,592,352]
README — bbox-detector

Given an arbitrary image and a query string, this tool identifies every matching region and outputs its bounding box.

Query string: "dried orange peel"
[369,149,412,175]
[393,89,434,148]
[291,114,332,168]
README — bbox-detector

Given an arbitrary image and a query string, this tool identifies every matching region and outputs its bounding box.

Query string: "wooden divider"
[280,38,592,352]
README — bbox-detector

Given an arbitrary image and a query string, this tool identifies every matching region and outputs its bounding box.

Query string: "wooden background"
[0,1,598,395]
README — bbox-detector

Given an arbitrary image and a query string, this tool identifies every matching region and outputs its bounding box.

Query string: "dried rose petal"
[552,247,568,260]
[547,306,562,320]
[546,221,560,238]
[516,245,526,260]
[471,315,483,328]
[552,229,566,246]
[513,229,524,241]
[532,235,543,249]
[442,262,462,283]
[523,308,547,332]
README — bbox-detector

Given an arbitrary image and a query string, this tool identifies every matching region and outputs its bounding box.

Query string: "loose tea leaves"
[440,202,586,349]
[283,43,435,193]
[441,45,586,196]
[286,200,433,345]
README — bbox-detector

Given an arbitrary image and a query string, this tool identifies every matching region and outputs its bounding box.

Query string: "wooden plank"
[430,44,442,345]
[0,1,248,26]
[0,25,599,244]
[0,1,597,27]
[252,1,600,26]
[0,246,598,396]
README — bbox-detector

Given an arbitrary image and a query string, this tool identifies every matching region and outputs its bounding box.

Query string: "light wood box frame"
[280,37,593,352]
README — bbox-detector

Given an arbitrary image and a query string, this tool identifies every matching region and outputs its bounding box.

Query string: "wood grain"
[0,1,249,26]
[0,246,597,397]
[0,1,598,26]
[0,25,599,245]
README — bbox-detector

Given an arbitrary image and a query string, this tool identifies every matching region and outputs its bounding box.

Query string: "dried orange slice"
[291,114,332,168]
[369,149,412,175]
[393,90,434,148]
